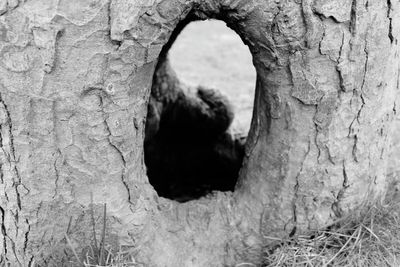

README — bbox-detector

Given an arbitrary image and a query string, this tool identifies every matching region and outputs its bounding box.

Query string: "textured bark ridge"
[0,0,399,266]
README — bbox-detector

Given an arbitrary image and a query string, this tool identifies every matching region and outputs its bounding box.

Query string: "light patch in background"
[169,19,256,134]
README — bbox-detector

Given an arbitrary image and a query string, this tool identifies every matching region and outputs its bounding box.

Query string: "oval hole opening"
[144,19,256,202]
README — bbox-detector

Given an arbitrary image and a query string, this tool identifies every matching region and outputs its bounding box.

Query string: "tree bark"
[0,0,399,266]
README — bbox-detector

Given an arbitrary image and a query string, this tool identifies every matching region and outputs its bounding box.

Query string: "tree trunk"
[0,0,399,266]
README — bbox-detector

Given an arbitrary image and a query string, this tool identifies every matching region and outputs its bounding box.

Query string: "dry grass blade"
[99,203,107,266]
[65,233,83,266]
[360,224,380,241]
[324,226,359,266]
[90,192,99,254]
[235,263,257,267]
[263,198,400,267]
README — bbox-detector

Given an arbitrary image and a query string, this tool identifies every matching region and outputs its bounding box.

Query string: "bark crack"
[23,219,30,254]
[332,160,350,217]
[52,149,62,198]
[0,92,30,263]
[337,31,346,91]
[348,31,369,162]
[98,93,131,203]
[352,134,359,162]
[314,121,321,163]
[387,0,394,44]
[397,63,400,90]
[0,92,26,198]
[360,40,369,96]
[0,206,8,260]
[291,138,311,236]
[350,0,357,35]
[107,0,122,47]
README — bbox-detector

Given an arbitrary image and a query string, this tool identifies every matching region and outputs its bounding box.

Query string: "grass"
[66,239,138,267]
[80,245,137,267]
[66,193,400,267]
[262,196,400,267]
[66,199,139,267]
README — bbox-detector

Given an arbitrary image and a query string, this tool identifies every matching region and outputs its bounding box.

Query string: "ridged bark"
[0,0,399,266]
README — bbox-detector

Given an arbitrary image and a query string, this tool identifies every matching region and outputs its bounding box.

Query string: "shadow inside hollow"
[145,86,246,202]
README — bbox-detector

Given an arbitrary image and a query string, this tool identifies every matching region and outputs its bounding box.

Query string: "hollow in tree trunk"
[0,0,399,266]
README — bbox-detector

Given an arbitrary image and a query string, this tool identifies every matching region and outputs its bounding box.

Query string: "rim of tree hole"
[144,17,255,202]
[2,0,395,265]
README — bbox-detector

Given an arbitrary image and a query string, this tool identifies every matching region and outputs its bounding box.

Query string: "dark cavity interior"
[144,19,255,202]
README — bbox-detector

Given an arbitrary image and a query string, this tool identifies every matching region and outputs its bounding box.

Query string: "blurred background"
[169,19,256,135]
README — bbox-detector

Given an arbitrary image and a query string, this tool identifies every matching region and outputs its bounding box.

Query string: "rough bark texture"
[0,0,399,266]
